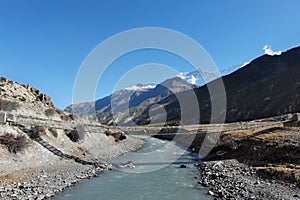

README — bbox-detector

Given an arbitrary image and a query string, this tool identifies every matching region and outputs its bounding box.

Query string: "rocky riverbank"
[0,136,144,200]
[198,159,300,200]
[0,75,145,199]
[0,162,104,200]
[184,124,300,199]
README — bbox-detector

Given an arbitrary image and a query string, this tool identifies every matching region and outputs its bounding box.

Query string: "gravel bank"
[0,162,103,200]
[198,159,300,200]
[0,136,144,200]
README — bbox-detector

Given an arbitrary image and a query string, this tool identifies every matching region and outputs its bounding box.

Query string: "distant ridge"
[65,77,196,125]
[65,46,300,125]
[135,46,300,125]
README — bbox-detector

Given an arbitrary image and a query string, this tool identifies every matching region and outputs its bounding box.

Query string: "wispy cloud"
[263,45,281,56]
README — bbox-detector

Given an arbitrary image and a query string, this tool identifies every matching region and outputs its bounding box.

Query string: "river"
[52,136,212,200]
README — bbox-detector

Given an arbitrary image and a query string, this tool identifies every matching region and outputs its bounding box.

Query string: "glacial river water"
[52,136,212,200]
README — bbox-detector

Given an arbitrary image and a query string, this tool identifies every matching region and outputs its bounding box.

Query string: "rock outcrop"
[0,77,53,107]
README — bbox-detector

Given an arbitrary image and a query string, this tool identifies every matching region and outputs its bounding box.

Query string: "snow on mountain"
[125,83,156,91]
[176,72,198,85]
[177,70,217,86]
[177,63,249,86]
[122,63,249,93]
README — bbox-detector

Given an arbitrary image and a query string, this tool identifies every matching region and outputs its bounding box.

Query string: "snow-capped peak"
[122,63,250,92]
[125,83,156,91]
[177,72,198,85]
[177,63,249,86]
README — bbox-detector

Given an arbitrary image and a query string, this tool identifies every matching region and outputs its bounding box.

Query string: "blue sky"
[0,0,299,109]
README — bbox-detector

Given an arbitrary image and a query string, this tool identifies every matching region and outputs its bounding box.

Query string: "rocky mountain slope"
[136,46,300,125]
[64,83,157,118]
[65,77,196,125]
[0,76,144,199]
[65,63,245,125]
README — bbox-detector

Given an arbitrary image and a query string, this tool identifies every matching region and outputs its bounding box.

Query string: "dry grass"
[73,152,86,158]
[223,129,255,139]
[0,170,37,184]
[73,146,90,158]
[223,125,289,140]
[283,127,300,131]
[255,165,300,186]
[255,132,287,140]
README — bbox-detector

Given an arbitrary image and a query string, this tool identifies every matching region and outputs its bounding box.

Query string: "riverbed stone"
[198,159,300,199]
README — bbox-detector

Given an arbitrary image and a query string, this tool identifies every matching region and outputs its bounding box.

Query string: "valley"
[1,1,300,199]
[1,45,300,199]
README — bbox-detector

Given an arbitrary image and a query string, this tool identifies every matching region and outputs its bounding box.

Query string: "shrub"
[68,114,79,120]
[30,126,46,139]
[105,130,111,136]
[55,108,64,115]
[0,133,29,153]
[60,114,78,121]
[65,129,80,142]
[48,128,58,138]
[111,132,127,142]
[104,130,126,142]
[0,98,20,112]
[44,108,57,117]
[60,115,71,121]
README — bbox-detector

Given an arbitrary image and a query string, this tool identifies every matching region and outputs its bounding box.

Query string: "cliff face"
[0,77,53,107]
[0,76,76,122]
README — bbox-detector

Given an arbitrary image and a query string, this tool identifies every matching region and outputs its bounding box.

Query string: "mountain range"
[64,63,245,124]
[64,77,197,125]
[135,46,300,125]
[65,46,300,126]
